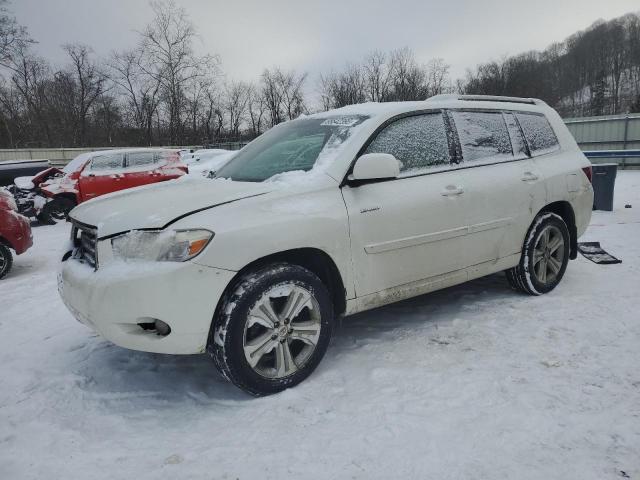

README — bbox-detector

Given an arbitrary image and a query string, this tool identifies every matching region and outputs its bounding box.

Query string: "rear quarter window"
[516,113,560,155]
[127,152,157,168]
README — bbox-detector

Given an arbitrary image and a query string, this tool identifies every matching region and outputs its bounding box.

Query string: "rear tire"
[0,244,13,279]
[506,213,570,295]
[38,197,75,224]
[208,263,334,396]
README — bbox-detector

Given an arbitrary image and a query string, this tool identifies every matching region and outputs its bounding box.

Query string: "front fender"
[183,187,355,300]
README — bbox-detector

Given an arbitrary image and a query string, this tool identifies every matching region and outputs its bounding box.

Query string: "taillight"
[581,166,592,184]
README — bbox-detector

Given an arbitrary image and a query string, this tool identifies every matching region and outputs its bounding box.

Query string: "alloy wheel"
[242,283,322,379]
[532,224,565,284]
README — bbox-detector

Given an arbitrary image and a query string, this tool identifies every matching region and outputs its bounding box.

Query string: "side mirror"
[351,153,400,181]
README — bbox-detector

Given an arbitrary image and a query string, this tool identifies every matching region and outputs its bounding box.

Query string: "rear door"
[78,152,125,201]
[342,111,469,298]
[450,110,546,266]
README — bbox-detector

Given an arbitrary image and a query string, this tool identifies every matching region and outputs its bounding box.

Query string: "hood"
[14,176,35,190]
[70,177,271,238]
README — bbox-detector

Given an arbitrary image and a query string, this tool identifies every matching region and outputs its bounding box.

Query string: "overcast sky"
[13,0,640,86]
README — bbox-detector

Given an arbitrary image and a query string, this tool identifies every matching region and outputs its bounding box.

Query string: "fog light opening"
[137,319,171,336]
[154,320,171,336]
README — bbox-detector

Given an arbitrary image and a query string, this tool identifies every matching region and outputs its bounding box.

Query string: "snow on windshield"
[215,114,371,184]
[62,152,93,173]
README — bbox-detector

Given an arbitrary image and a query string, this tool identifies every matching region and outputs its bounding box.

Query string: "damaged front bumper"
[58,254,236,354]
[4,184,49,218]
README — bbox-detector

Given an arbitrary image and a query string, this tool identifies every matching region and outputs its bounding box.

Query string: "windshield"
[215,115,369,182]
[63,152,93,174]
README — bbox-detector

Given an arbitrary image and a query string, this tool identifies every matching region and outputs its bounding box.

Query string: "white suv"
[59,95,593,396]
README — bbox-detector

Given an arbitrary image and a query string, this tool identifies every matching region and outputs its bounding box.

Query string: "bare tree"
[138,0,218,144]
[261,68,285,126]
[425,58,451,97]
[184,77,211,143]
[108,49,161,144]
[278,69,307,120]
[363,50,391,102]
[4,51,53,145]
[224,80,250,138]
[261,66,307,126]
[388,47,430,101]
[247,83,266,137]
[0,0,32,65]
[63,44,107,145]
[318,64,366,109]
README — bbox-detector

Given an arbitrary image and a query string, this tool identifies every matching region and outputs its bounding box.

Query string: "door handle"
[521,172,539,182]
[441,185,464,196]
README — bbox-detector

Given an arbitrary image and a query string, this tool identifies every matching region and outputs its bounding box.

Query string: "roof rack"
[428,94,543,105]
[458,95,538,105]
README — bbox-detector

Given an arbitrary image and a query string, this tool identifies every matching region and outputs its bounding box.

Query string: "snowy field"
[1,171,639,480]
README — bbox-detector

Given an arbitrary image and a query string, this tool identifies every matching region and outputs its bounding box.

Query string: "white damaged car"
[59,95,593,396]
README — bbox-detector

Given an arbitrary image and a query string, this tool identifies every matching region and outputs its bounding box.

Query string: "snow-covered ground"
[1,172,639,480]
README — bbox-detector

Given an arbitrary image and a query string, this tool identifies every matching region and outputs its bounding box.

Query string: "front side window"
[126,152,157,168]
[516,113,559,155]
[90,154,123,171]
[364,113,450,174]
[451,111,512,163]
[216,115,369,182]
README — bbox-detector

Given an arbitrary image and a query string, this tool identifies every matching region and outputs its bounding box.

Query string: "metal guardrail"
[583,149,640,168]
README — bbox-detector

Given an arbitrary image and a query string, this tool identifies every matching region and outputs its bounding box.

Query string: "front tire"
[208,263,334,396]
[506,213,570,295]
[38,197,75,224]
[0,244,13,279]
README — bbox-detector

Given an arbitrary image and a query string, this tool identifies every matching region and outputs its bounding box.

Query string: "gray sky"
[13,0,640,85]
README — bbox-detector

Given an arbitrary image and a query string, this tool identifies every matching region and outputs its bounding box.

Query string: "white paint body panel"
[342,170,468,297]
[60,96,594,354]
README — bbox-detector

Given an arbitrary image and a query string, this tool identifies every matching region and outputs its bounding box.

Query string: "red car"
[10,148,188,223]
[0,188,33,279]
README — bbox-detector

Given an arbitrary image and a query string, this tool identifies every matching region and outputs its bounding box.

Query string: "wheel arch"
[217,247,347,319]
[539,201,577,260]
[0,235,12,249]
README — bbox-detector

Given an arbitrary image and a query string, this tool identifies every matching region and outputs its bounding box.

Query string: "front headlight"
[111,229,214,262]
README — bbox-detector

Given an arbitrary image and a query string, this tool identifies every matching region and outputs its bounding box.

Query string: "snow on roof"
[309,95,552,122]
[63,148,178,173]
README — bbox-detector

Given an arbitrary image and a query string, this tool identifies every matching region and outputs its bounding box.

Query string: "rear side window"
[516,113,559,155]
[451,111,512,163]
[90,154,123,171]
[127,152,157,168]
[364,113,450,174]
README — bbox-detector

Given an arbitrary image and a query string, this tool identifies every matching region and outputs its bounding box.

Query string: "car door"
[78,152,125,201]
[449,110,546,267]
[121,151,161,189]
[342,111,469,299]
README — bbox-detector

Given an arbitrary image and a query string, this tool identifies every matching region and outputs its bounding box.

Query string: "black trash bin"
[592,163,617,211]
